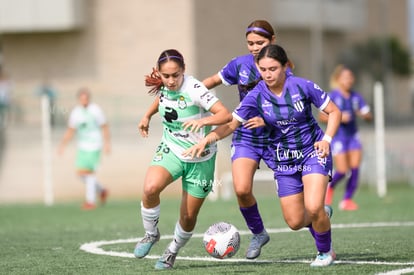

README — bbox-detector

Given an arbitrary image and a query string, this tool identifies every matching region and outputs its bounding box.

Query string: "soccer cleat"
[245,229,270,259]
[134,229,160,258]
[81,202,96,210]
[325,187,334,206]
[339,199,358,211]
[154,248,177,270]
[99,189,108,205]
[324,205,333,219]
[310,249,336,267]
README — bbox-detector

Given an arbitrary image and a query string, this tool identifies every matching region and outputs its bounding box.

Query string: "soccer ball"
[203,222,240,259]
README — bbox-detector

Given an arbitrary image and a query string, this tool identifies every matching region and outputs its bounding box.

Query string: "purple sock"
[329,172,346,188]
[314,229,332,253]
[240,203,264,234]
[344,168,359,199]
[307,224,316,238]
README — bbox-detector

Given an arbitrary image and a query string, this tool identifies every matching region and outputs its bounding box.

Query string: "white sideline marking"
[80,221,414,268]
[376,267,414,275]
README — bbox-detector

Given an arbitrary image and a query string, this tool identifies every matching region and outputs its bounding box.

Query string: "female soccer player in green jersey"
[134,49,232,270]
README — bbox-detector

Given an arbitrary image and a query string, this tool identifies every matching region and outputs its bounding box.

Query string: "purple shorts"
[332,134,362,155]
[274,150,333,197]
[230,143,277,171]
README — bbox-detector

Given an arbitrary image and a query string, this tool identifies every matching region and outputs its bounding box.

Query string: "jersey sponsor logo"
[172,132,189,138]
[294,101,304,112]
[200,91,209,99]
[262,100,272,108]
[164,107,178,122]
[276,117,297,126]
[274,143,304,161]
[206,96,214,103]
[79,122,87,129]
[201,91,215,104]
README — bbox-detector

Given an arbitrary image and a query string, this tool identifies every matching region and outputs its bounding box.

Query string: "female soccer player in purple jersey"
[202,19,280,259]
[321,65,372,211]
[184,44,341,267]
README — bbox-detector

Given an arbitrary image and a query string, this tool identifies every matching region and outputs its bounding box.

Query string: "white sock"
[84,174,97,204]
[168,222,193,254]
[141,201,160,236]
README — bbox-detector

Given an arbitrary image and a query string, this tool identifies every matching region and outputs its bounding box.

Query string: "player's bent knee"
[143,183,163,197]
[285,218,303,231]
[235,189,253,200]
[180,215,197,230]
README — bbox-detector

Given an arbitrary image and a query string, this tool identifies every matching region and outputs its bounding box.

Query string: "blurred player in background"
[202,19,279,260]
[58,88,110,210]
[321,65,372,211]
[134,49,231,270]
[184,44,341,267]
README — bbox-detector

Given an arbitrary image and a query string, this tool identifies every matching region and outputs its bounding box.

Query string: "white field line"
[376,267,414,275]
[80,221,414,267]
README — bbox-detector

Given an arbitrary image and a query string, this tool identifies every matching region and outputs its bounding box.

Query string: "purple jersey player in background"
[184,44,341,267]
[202,20,278,259]
[321,65,372,211]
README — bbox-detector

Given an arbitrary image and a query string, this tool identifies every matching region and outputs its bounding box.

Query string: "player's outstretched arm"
[202,74,222,90]
[183,117,240,158]
[182,101,232,132]
[138,97,160,137]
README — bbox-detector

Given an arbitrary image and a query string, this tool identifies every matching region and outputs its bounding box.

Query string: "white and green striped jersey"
[68,103,106,151]
[159,75,219,162]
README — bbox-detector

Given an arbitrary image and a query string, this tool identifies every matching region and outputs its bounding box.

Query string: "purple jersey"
[329,89,369,138]
[219,54,269,147]
[219,54,293,147]
[219,54,260,101]
[233,74,330,165]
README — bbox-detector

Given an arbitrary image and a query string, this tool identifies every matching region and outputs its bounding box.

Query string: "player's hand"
[182,119,205,132]
[314,140,330,158]
[182,139,209,159]
[138,117,151,137]
[244,116,265,129]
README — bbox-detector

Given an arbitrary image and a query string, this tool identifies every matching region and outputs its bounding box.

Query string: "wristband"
[322,134,332,144]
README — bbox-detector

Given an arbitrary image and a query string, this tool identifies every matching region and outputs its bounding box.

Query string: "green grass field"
[1,183,413,275]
